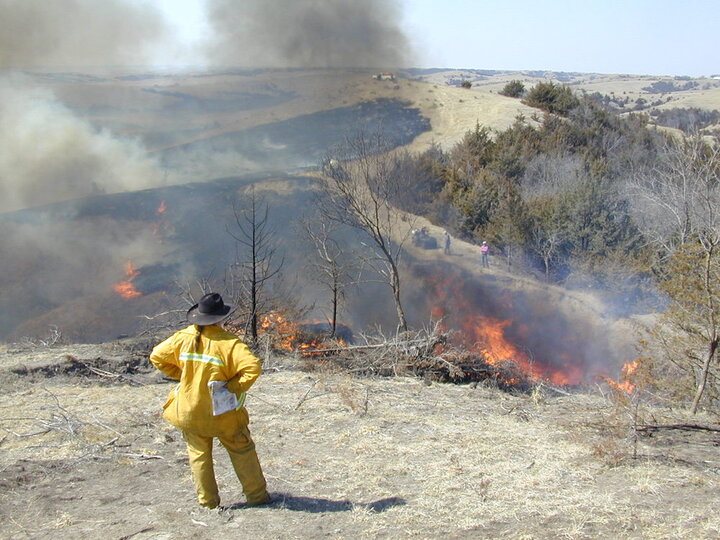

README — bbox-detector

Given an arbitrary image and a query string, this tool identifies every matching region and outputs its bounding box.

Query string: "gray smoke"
[204,0,412,68]
[0,0,421,342]
[0,0,168,68]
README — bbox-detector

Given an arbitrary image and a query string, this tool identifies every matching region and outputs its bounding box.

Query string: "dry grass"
[2,343,719,539]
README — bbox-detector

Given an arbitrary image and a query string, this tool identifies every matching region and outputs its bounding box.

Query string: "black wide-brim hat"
[187,293,233,326]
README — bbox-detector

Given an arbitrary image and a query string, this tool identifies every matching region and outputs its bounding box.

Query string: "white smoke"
[0,77,164,212]
[0,0,177,212]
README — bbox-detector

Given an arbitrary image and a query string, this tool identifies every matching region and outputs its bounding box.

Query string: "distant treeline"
[642,80,699,94]
[650,107,720,132]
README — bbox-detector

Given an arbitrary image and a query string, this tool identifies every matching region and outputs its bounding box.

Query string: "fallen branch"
[299,337,443,357]
[88,412,123,436]
[119,527,155,540]
[636,424,720,433]
[122,453,164,460]
[535,382,575,397]
[6,428,51,438]
[80,362,145,386]
[40,389,83,435]
[294,379,320,410]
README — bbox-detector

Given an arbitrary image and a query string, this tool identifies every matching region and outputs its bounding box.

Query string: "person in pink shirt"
[480,241,490,268]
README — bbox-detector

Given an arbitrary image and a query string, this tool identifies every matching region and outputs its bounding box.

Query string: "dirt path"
[1,343,719,539]
[403,215,611,322]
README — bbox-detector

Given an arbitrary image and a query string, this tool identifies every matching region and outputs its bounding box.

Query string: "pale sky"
[152,0,718,76]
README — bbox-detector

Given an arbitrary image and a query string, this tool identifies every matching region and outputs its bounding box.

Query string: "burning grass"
[238,312,553,391]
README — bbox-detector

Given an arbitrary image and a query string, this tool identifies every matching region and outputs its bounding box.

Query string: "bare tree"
[628,135,720,257]
[226,186,283,344]
[531,227,564,281]
[521,153,585,199]
[319,131,415,333]
[629,135,720,412]
[302,217,356,338]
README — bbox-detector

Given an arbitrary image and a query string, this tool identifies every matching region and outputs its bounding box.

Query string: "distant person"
[481,241,490,268]
[443,230,451,255]
[149,293,270,510]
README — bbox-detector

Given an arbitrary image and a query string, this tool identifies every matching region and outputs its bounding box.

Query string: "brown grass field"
[1,340,719,540]
[36,67,720,160]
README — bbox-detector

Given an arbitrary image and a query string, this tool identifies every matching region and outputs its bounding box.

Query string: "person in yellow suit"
[149,292,270,509]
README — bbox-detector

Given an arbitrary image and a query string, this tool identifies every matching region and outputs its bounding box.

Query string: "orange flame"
[433,303,583,386]
[472,315,571,384]
[152,200,169,241]
[604,359,640,394]
[422,264,602,386]
[239,312,348,355]
[112,261,142,299]
[259,312,299,350]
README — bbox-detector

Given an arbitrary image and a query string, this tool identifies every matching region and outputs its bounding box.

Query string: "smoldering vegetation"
[0,204,167,341]
[0,0,637,386]
[1,0,417,212]
[141,85,296,124]
[0,69,431,344]
[405,261,626,383]
[0,171,628,389]
[0,175,367,342]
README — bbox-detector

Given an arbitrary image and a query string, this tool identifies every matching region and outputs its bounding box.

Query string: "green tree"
[648,242,720,412]
[451,123,496,174]
[484,177,529,268]
[500,80,525,98]
[523,82,580,116]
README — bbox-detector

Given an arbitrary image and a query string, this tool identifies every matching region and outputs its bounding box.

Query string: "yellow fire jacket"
[149,324,262,437]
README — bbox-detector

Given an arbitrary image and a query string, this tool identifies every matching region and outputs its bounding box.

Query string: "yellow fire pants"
[183,424,269,508]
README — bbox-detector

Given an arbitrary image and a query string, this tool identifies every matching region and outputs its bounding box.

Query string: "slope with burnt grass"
[1,339,719,539]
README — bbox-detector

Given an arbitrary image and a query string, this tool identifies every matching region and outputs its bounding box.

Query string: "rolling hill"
[1,67,720,540]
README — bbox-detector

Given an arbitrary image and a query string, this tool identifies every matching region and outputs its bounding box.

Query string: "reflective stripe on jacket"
[149,324,262,437]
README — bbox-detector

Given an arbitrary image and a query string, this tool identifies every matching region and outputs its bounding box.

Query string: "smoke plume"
[0,0,168,68]
[0,77,164,212]
[0,0,175,212]
[204,0,412,68]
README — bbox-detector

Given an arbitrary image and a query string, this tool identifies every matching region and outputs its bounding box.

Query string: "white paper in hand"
[208,380,238,416]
